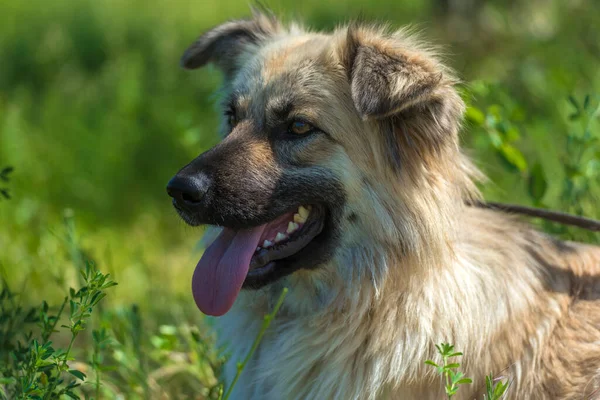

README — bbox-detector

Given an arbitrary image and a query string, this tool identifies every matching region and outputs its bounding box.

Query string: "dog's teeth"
[293,213,305,223]
[263,240,273,248]
[275,232,287,243]
[287,222,299,233]
[298,205,310,220]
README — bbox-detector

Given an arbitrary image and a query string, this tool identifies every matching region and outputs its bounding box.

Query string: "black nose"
[166,174,209,207]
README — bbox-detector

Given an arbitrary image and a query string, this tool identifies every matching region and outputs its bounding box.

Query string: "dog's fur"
[179,12,600,399]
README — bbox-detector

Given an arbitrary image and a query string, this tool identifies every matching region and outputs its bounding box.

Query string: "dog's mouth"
[249,205,324,270]
[191,204,326,316]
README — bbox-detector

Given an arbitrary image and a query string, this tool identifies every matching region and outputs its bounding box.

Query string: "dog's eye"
[225,109,237,127]
[289,121,314,135]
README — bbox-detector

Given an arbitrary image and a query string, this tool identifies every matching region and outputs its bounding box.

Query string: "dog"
[167,11,600,400]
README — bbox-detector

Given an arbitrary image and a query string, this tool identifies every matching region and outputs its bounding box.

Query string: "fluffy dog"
[167,12,600,399]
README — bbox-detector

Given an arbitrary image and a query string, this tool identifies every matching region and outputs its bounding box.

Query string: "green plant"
[466,84,599,243]
[484,373,510,400]
[98,305,224,399]
[464,83,529,176]
[0,262,117,400]
[90,328,112,400]
[0,166,13,200]
[425,343,473,399]
[555,95,600,238]
[425,343,512,400]
[220,287,288,400]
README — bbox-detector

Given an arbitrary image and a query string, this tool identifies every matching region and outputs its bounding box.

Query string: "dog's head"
[168,12,480,316]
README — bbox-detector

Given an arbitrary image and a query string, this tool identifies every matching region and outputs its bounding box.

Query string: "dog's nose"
[166,174,209,207]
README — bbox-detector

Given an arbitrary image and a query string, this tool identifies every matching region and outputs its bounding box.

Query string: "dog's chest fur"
[216,299,434,400]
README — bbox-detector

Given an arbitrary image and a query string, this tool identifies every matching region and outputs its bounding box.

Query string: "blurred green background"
[0,0,598,397]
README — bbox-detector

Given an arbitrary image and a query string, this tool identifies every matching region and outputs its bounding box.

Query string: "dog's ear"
[343,26,452,120]
[181,11,281,76]
[341,25,467,173]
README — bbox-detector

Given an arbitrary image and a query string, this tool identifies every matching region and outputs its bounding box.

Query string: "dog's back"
[460,207,600,399]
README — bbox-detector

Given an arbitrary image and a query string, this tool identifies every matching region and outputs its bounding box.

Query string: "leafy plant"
[465,84,528,175]
[0,166,13,200]
[220,287,288,400]
[0,262,117,400]
[425,343,511,400]
[556,95,600,236]
[425,343,473,398]
[484,373,510,400]
[90,328,112,400]
[466,84,600,243]
[97,306,225,399]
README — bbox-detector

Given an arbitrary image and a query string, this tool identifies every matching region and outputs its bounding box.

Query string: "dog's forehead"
[231,33,340,106]
[260,35,328,78]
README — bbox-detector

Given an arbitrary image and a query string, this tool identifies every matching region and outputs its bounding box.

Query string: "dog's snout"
[166,174,209,207]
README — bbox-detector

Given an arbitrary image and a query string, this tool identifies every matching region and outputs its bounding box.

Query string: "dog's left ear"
[181,11,281,76]
[343,26,452,120]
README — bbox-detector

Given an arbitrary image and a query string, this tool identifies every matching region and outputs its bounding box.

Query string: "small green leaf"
[487,105,502,119]
[528,163,547,203]
[68,369,86,381]
[568,95,580,111]
[488,131,503,148]
[100,281,118,289]
[466,106,485,125]
[37,364,55,372]
[0,166,13,177]
[0,377,16,385]
[494,381,509,396]
[583,94,590,110]
[424,360,438,367]
[65,391,81,400]
[90,292,106,306]
[159,325,178,335]
[440,343,454,354]
[586,159,600,178]
[504,127,520,142]
[498,144,528,173]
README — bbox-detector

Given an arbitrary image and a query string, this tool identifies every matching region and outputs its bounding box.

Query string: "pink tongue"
[192,225,266,316]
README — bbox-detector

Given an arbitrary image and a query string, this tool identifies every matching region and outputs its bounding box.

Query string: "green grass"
[0,0,599,398]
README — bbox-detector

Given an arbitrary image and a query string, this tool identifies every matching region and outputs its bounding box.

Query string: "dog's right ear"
[180,12,281,76]
[341,25,451,121]
[339,24,467,172]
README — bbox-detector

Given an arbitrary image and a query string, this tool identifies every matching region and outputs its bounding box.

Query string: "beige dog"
[167,12,600,399]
